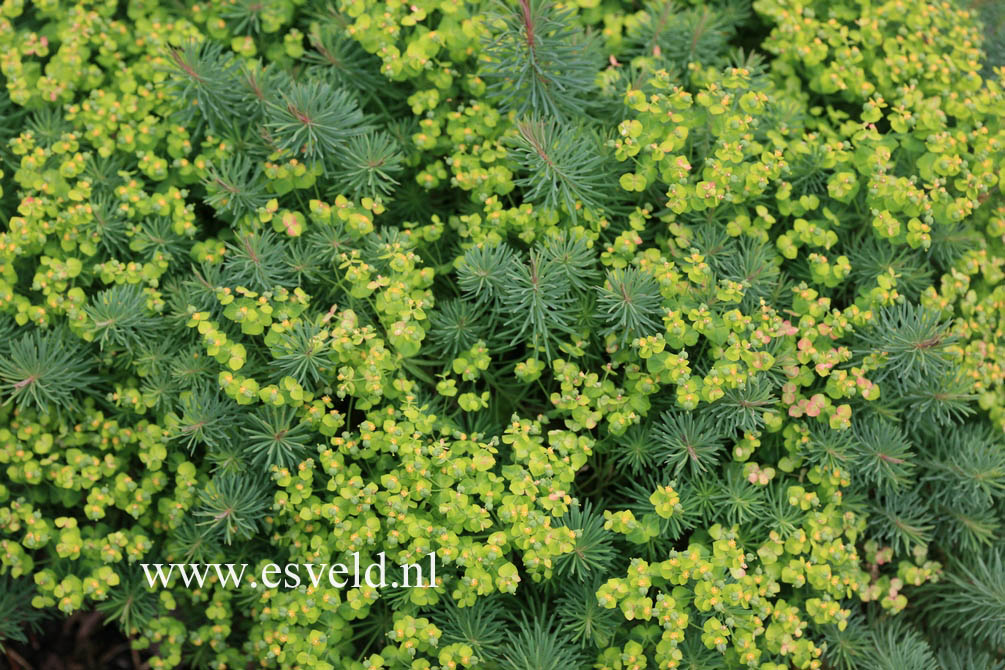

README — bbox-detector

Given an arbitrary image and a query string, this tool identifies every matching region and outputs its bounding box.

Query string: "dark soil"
[3,612,140,670]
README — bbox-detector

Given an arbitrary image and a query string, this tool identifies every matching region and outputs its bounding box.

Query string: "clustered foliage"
[0,0,1003,668]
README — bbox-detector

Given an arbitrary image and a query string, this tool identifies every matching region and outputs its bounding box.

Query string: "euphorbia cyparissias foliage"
[0,0,1003,668]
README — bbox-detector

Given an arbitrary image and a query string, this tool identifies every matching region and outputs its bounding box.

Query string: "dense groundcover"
[1,0,1004,667]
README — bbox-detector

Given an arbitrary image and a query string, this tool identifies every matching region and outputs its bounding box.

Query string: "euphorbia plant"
[0,0,1003,668]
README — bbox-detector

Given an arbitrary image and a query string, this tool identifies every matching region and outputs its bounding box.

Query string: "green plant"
[0,0,1002,667]
[0,576,47,652]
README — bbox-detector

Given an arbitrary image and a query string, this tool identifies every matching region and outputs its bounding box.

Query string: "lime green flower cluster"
[0,0,1003,668]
